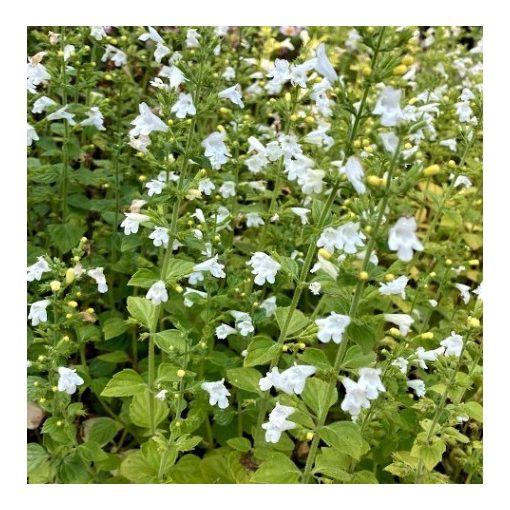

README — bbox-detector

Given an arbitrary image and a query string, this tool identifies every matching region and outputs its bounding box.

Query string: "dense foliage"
[27,25,483,484]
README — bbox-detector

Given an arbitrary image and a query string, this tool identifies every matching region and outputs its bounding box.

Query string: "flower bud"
[448,160,456,168]
[177,369,186,378]
[402,55,414,66]
[65,268,75,284]
[389,327,401,337]
[423,164,440,177]
[384,273,395,282]
[68,300,78,308]
[304,116,315,125]
[358,271,369,281]
[50,280,61,292]
[468,259,479,266]
[393,64,408,76]
[174,284,183,294]
[422,332,434,340]
[362,65,372,77]
[306,432,314,441]
[468,316,480,328]
[353,140,362,149]
[86,307,95,314]
[318,248,332,260]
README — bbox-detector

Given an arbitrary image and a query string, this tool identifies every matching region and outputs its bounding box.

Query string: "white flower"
[129,103,168,137]
[101,45,127,67]
[429,299,438,307]
[27,124,39,146]
[201,379,230,409]
[216,324,237,339]
[452,174,473,188]
[315,312,351,344]
[154,42,171,63]
[407,379,426,398]
[159,65,188,90]
[373,86,405,127]
[146,179,165,197]
[81,107,105,131]
[63,44,75,61]
[415,346,444,369]
[28,299,50,326]
[310,254,339,280]
[46,105,76,125]
[392,357,409,375]
[222,66,235,81]
[267,59,291,92]
[202,131,230,170]
[87,267,108,293]
[183,288,207,307]
[171,93,196,119]
[27,56,50,93]
[155,389,168,401]
[188,271,204,285]
[388,217,423,262]
[120,213,150,235]
[90,26,107,41]
[198,178,215,195]
[193,255,226,278]
[440,331,464,357]
[259,364,316,395]
[473,281,483,301]
[314,43,338,83]
[129,134,151,153]
[32,96,56,114]
[455,101,473,123]
[378,276,409,299]
[383,313,414,337]
[304,121,333,148]
[219,181,236,198]
[440,139,457,152]
[289,61,314,88]
[339,156,366,194]
[186,29,201,48]
[149,226,169,248]
[358,368,385,400]
[262,403,296,443]
[57,367,84,395]
[146,280,168,305]
[260,296,277,317]
[380,132,399,154]
[454,283,471,304]
[27,256,50,282]
[246,212,264,228]
[298,168,325,195]
[218,84,244,108]
[309,281,321,295]
[247,252,281,285]
[290,207,310,225]
[317,222,366,255]
[231,311,254,336]
[139,26,164,44]
[341,377,371,421]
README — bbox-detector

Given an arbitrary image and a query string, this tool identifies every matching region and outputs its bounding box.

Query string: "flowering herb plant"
[27,25,483,484]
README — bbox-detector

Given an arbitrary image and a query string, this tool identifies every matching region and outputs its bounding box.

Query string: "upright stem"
[60,27,69,224]
[301,137,402,484]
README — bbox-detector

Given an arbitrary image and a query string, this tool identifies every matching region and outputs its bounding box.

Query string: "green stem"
[301,138,402,484]
[60,27,69,224]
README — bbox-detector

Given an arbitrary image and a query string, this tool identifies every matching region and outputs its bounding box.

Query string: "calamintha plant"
[27,25,483,484]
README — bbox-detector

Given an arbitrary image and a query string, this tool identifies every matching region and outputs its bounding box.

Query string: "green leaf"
[83,417,122,446]
[274,307,309,338]
[102,317,128,340]
[57,454,92,484]
[465,401,483,423]
[276,256,299,279]
[227,437,252,452]
[101,369,147,397]
[97,350,130,363]
[129,389,169,429]
[154,329,187,354]
[77,440,108,462]
[347,321,376,353]
[298,348,331,371]
[175,435,203,453]
[128,268,159,289]
[351,470,379,483]
[126,296,157,329]
[340,345,376,370]
[319,421,363,460]
[411,438,446,471]
[226,367,262,394]
[244,336,281,367]
[302,378,337,418]
[48,223,86,254]
[251,453,301,484]
[27,443,49,475]
[120,449,158,483]
[313,447,351,482]
[164,258,195,282]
